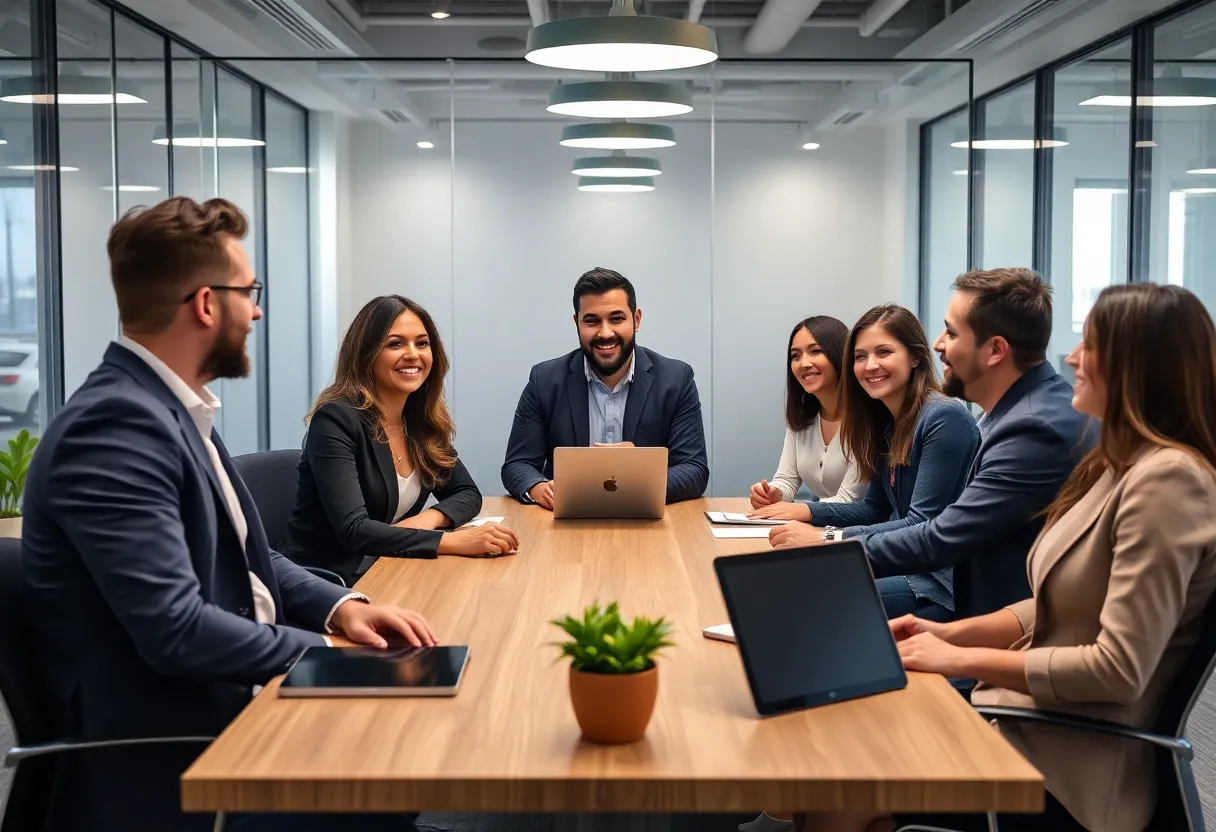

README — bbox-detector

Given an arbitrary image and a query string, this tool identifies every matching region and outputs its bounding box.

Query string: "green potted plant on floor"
[551,601,673,744]
[0,429,38,538]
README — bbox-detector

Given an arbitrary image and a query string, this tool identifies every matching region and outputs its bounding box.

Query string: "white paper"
[705,511,785,526]
[464,516,506,527]
[711,526,773,539]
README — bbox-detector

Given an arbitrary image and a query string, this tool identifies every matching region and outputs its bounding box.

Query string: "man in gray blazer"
[859,268,1095,620]
[22,197,432,832]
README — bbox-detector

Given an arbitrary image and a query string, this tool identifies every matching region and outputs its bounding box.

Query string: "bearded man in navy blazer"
[22,197,432,832]
[501,268,709,508]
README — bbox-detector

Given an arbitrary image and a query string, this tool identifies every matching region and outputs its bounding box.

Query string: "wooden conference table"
[181,497,1043,816]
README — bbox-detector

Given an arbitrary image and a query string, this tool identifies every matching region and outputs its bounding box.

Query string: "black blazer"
[500,346,710,504]
[22,343,349,832]
[280,400,483,583]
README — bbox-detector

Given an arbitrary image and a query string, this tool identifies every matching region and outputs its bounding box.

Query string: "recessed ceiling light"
[267,166,310,174]
[431,10,451,18]
[560,122,676,150]
[0,75,145,105]
[526,6,718,74]
[548,80,693,119]
[417,141,435,149]
[7,164,80,172]
[572,152,661,177]
[801,142,820,150]
[101,184,161,192]
[578,175,655,192]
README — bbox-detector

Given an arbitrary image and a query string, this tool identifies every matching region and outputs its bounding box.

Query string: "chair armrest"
[303,566,347,587]
[5,735,215,766]
[974,705,1192,759]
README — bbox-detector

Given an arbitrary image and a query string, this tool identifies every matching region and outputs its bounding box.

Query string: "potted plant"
[0,429,38,538]
[551,601,673,744]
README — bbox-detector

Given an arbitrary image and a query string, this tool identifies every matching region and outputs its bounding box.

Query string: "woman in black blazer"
[281,295,518,584]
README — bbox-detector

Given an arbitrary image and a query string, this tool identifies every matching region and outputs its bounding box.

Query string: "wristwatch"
[823,526,838,542]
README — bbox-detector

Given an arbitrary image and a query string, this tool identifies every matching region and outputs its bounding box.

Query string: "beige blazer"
[971,445,1216,832]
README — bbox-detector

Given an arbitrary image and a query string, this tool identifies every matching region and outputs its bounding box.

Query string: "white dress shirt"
[117,336,278,625]
[770,415,867,504]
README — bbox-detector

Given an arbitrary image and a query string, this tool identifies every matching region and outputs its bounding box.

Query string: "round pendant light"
[7,164,80,172]
[0,74,145,105]
[578,175,655,192]
[526,0,717,74]
[152,121,265,147]
[572,150,661,177]
[1080,67,1216,107]
[560,122,676,149]
[102,184,163,192]
[950,125,1068,150]
[549,80,692,119]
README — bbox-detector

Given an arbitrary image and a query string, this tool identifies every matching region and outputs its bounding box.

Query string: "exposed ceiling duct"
[226,0,357,53]
[858,0,915,37]
[743,0,826,54]
[526,0,551,26]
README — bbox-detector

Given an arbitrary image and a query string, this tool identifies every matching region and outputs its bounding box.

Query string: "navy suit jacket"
[859,362,1096,620]
[501,346,709,503]
[22,343,351,832]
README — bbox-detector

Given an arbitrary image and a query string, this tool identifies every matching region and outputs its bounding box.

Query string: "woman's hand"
[749,479,782,510]
[749,502,811,522]
[436,522,520,558]
[888,614,955,644]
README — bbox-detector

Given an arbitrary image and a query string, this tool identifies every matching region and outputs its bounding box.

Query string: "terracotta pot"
[0,516,22,539]
[568,665,658,744]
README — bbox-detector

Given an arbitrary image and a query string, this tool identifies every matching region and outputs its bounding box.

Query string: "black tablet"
[713,542,906,716]
[279,646,470,697]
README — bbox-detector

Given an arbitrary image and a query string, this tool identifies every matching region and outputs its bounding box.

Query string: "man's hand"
[768,522,830,549]
[331,601,436,649]
[529,480,555,510]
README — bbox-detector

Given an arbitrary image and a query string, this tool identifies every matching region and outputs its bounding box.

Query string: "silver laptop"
[552,446,668,520]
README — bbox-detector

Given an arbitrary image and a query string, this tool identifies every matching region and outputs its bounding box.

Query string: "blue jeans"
[876,575,953,622]
[226,814,418,831]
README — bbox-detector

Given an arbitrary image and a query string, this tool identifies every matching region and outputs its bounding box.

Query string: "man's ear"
[987,336,1012,368]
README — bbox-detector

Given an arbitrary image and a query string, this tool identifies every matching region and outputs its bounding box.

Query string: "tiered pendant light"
[572,150,661,177]
[526,0,716,73]
[578,176,655,192]
[548,78,692,119]
[560,122,676,149]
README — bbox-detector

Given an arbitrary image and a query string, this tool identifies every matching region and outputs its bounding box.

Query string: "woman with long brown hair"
[802,284,1216,832]
[281,295,517,584]
[769,304,979,623]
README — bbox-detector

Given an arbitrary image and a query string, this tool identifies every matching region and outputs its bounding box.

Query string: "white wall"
[340,117,913,498]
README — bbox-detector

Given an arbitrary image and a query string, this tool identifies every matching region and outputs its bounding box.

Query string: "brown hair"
[107,196,248,333]
[309,295,457,488]
[785,316,848,433]
[839,304,941,482]
[951,268,1053,370]
[1045,284,1216,527]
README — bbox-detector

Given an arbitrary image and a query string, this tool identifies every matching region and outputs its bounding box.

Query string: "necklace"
[384,423,407,462]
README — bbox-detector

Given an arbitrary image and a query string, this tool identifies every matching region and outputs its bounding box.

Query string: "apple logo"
[603,476,618,493]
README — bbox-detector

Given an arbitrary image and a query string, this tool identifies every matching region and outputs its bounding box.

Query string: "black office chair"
[232,449,346,588]
[898,591,1216,832]
[0,537,213,832]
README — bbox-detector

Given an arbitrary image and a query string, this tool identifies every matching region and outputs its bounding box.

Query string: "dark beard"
[581,335,636,379]
[942,369,967,400]
[200,324,251,380]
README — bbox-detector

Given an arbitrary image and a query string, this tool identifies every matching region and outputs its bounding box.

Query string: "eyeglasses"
[183,282,263,306]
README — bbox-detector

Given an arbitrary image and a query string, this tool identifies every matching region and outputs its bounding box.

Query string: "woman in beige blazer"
[800,283,1216,832]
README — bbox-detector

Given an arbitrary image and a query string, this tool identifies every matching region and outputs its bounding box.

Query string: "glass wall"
[13,0,311,452]
[975,81,1037,270]
[919,109,968,332]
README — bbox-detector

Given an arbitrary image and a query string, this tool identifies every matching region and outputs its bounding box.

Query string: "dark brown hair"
[107,196,248,333]
[573,267,636,313]
[952,268,1053,370]
[839,304,941,481]
[1045,284,1216,526]
[785,316,848,433]
[309,295,457,488]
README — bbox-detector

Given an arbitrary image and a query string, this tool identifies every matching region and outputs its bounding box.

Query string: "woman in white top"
[748,316,866,521]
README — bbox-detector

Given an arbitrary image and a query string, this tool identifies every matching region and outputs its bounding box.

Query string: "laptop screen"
[714,542,907,715]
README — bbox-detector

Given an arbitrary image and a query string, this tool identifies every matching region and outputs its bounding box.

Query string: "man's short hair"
[572,267,636,314]
[107,196,248,333]
[951,267,1053,370]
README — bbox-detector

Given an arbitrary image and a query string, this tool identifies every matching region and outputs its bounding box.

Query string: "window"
[919,109,969,331]
[974,81,1037,269]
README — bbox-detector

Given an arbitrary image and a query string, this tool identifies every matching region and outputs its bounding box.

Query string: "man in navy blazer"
[501,268,709,506]
[862,268,1095,621]
[22,197,431,832]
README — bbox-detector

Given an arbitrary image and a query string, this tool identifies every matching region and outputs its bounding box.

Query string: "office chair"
[0,537,213,832]
[898,589,1216,832]
[232,449,346,588]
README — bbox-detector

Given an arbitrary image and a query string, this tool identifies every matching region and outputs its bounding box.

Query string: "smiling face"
[853,323,917,407]
[1066,320,1107,418]
[576,288,641,379]
[790,326,837,396]
[373,310,433,399]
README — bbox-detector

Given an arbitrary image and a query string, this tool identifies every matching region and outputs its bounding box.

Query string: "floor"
[5,676,1216,829]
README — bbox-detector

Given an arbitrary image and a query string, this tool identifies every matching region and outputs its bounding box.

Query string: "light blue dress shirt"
[585,354,635,444]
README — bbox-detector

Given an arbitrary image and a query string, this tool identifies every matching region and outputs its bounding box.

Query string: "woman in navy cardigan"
[770,303,979,622]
